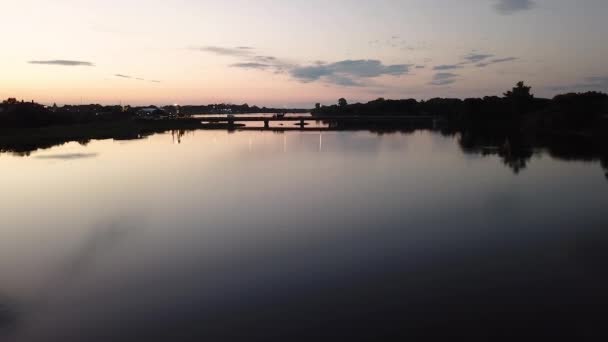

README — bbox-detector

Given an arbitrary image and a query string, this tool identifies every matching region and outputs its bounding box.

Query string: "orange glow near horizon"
[1,0,607,106]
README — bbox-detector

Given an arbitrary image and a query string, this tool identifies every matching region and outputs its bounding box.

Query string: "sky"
[1,0,607,107]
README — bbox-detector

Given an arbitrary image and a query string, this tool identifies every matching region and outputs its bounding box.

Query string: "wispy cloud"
[494,0,536,15]
[368,36,430,52]
[190,46,254,57]
[430,72,459,86]
[253,56,278,63]
[439,52,519,68]
[433,64,463,71]
[549,76,608,92]
[114,74,161,83]
[476,57,518,67]
[490,57,519,63]
[196,45,292,73]
[463,53,494,63]
[28,60,94,66]
[230,62,272,70]
[35,153,98,160]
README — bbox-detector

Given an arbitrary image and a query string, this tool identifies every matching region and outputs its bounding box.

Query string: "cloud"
[463,53,494,63]
[196,45,290,73]
[28,60,94,66]
[433,64,464,71]
[230,62,272,70]
[369,36,430,52]
[35,153,98,160]
[232,57,291,73]
[494,0,536,15]
[326,75,364,87]
[196,45,410,87]
[290,60,412,86]
[431,79,457,86]
[430,72,459,86]
[549,76,608,92]
[191,46,253,57]
[114,74,160,83]
[253,56,277,62]
[434,72,459,79]
[491,57,519,63]
[415,65,425,69]
[476,57,518,67]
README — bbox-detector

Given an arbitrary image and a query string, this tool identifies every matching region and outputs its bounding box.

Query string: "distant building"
[137,108,168,117]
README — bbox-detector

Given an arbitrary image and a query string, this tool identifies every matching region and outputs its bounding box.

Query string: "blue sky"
[1,0,607,106]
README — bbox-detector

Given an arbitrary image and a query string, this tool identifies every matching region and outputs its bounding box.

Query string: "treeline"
[313,82,608,130]
[176,103,308,115]
[0,99,309,128]
[0,99,135,128]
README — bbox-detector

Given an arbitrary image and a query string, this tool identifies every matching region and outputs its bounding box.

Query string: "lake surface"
[1,129,607,340]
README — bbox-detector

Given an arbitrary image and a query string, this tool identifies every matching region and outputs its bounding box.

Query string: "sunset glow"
[2,0,607,106]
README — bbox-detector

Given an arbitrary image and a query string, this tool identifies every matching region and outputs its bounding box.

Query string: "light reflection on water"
[0,130,607,340]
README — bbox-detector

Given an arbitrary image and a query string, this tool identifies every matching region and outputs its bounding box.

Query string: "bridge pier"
[264,120,269,128]
[299,119,305,127]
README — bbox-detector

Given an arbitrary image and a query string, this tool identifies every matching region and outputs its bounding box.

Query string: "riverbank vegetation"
[313,82,608,131]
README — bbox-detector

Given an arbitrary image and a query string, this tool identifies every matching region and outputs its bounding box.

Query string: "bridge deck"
[193,115,436,123]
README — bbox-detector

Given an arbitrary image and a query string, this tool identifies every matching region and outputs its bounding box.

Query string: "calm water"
[1,129,607,340]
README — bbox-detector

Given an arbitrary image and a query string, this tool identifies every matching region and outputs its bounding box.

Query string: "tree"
[503,81,535,114]
[338,98,348,107]
[504,81,533,100]
[315,103,321,110]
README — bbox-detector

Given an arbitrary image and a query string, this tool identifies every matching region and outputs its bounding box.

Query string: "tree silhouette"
[504,81,534,100]
[338,98,348,107]
[2,98,18,105]
[503,81,535,114]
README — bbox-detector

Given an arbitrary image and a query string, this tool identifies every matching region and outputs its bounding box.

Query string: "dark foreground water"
[1,129,607,341]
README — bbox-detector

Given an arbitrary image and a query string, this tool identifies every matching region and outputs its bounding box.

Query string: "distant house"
[137,108,168,117]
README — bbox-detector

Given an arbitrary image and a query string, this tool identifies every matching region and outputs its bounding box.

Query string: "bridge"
[191,115,439,128]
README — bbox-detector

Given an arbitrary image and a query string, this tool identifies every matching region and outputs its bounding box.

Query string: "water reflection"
[0,296,18,337]
[61,219,138,280]
[455,125,608,177]
[2,124,607,180]
[1,127,608,340]
[2,124,607,179]
[0,219,140,341]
